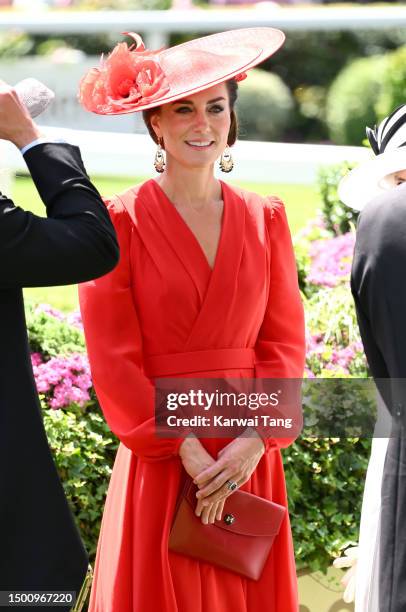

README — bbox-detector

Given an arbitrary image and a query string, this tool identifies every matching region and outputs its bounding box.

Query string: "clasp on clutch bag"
[224,513,235,525]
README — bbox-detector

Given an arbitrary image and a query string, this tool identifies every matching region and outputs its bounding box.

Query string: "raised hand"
[0,80,42,148]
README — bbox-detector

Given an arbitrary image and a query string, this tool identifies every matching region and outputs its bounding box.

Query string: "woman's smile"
[185,140,215,150]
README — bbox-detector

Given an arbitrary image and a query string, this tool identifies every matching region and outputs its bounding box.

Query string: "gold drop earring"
[219,145,234,173]
[154,138,166,173]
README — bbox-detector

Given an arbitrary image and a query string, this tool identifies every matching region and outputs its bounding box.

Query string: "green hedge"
[325,55,387,145]
[318,162,359,235]
[326,44,406,145]
[44,404,118,558]
[236,68,294,141]
[376,45,406,118]
[284,437,370,572]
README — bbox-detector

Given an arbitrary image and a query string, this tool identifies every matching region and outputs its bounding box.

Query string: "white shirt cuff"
[21,138,67,156]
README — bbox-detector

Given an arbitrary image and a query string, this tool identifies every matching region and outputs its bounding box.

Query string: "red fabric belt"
[144,348,255,378]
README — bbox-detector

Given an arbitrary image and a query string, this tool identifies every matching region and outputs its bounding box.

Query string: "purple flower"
[35,304,65,320]
[306,331,365,376]
[33,304,83,332]
[296,216,327,240]
[66,310,84,331]
[308,233,355,288]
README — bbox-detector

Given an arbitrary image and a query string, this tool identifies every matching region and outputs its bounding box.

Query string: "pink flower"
[308,233,355,288]
[296,216,327,240]
[66,310,83,331]
[31,352,43,367]
[79,33,170,115]
[33,304,84,332]
[35,304,65,321]
[31,353,92,409]
[305,332,365,376]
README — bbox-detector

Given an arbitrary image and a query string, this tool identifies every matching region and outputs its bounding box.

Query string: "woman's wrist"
[178,435,200,458]
[244,427,266,453]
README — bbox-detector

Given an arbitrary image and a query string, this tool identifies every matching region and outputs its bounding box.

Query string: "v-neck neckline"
[149,178,227,274]
[135,179,246,345]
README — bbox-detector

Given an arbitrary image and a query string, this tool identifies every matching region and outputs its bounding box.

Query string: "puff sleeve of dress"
[79,197,183,462]
[254,197,306,452]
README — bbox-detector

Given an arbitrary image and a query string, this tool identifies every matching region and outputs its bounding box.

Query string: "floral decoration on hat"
[79,32,170,114]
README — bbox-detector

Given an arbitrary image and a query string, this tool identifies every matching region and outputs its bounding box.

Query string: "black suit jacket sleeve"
[0,142,119,288]
[351,183,406,413]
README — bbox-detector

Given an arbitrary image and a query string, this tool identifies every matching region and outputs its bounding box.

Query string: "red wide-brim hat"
[79,27,285,115]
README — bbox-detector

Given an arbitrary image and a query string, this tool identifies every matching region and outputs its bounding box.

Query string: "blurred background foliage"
[317,163,359,235]
[236,68,294,141]
[325,55,387,146]
[77,0,172,9]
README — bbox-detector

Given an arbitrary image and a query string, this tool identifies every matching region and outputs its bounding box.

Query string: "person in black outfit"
[340,105,406,612]
[0,81,119,611]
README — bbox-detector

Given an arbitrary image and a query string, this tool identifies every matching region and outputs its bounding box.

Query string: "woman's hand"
[333,546,358,603]
[193,433,265,506]
[178,436,225,525]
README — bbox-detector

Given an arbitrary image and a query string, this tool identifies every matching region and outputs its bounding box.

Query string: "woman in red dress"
[78,28,305,612]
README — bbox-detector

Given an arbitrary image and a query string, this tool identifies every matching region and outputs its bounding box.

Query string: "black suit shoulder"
[355,183,406,262]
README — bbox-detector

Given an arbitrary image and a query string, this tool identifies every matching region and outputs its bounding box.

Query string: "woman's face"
[384,169,406,188]
[150,82,231,170]
[393,169,406,185]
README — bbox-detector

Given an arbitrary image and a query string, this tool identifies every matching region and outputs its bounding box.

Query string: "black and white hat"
[339,104,406,211]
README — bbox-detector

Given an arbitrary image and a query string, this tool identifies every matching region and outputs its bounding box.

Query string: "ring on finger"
[225,479,238,492]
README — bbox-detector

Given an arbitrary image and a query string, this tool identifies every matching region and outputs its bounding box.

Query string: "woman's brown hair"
[142,79,239,147]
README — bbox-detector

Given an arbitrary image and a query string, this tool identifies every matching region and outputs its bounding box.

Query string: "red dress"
[79,179,305,612]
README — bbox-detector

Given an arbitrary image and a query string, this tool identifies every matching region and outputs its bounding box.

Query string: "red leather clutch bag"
[168,478,286,581]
